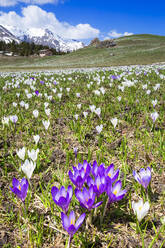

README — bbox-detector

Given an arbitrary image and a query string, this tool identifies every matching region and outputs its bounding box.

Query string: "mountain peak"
[0,25,20,44]
[1,25,84,52]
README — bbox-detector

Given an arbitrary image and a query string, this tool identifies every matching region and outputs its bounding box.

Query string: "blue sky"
[0,0,165,42]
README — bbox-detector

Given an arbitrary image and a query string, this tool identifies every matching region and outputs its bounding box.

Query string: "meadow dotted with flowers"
[0,65,165,248]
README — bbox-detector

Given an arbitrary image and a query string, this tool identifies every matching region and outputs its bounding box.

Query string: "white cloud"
[103,36,111,40]
[0,5,100,39]
[0,0,63,7]
[108,30,122,38]
[0,0,17,6]
[108,30,133,38]
[124,31,133,36]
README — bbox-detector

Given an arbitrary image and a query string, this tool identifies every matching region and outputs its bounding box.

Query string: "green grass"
[1,34,165,71]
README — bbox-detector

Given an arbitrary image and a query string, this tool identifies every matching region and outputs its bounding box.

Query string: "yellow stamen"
[18,185,21,190]
[97,183,99,190]
[71,219,75,225]
[113,190,118,195]
[108,173,111,177]
[139,206,142,211]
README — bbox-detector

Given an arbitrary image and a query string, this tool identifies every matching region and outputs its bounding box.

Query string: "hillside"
[1,34,165,70]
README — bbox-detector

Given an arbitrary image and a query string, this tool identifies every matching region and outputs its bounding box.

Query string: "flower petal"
[112,180,122,194]
[75,213,86,229]
[61,212,70,230]
[69,211,75,225]
[68,225,77,236]
[12,178,19,187]
[93,201,103,209]
[51,186,59,199]
[67,185,73,200]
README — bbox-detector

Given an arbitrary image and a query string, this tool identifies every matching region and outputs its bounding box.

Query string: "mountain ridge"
[0,25,84,52]
[0,25,20,44]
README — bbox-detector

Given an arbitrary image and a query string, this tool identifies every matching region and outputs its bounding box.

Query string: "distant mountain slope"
[2,25,84,52]
[1,33,165,70]
[0,25,20,44]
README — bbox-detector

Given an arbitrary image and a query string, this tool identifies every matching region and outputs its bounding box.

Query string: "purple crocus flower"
[87,174,107,197]
[133,167,151,189]
[91,160,105,178]
[35,90,39,96]
[111,75,118,80]
[75,186,102,210]
[51,185,73,213]
[69,162,90,189]
[105,163,119,183]
[40,80,44,84]
[61,211,86,238]
[73,147,78,159]
[107,180,127,204]
[10,178,29,202]
[76,160,91,174]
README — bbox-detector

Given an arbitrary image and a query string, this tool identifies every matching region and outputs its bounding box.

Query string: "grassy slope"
[1,34,165,70]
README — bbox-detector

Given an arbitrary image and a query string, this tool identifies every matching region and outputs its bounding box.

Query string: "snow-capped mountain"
[0,25,20,44]
[2,25,84,52]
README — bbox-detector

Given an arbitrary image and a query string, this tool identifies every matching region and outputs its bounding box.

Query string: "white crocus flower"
[117,96,121,101]
[66,88,70,92]
[33,110,39,118]
[45,108,51,116]
[89,105,96,113]
[83,112,88,118]
[146,90,151,95]
[95,107,101,117]
[27,93,32,99]
[52,88,57,94]
[17,147,26,160]
[42,120,50,130]
[28,148,39,162]
[74,114,79,120]
[111,117,118,128]
[76,93,80,97]
[152,99,157,107]
[47,95,52,100]
[2,116,10,126]
[142,84,147,90]
[44,102,49,108]
[77,104,81,109]
[20,101,25,107]
[150,112,159,123]
[33,135,40,144]
[25,103,29,110]
[10,115,18,123]
[57,93,62,99]
[21,159,36,179]
[100,87,105,95]
[118,85,124,92]
[96,124,103,134]
[13,102,17,107]
[132,199,150,222]
[94,90,100,96]
[153,84,160,91]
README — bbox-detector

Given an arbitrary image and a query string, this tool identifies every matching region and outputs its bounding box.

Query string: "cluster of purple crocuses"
[10,160,151,247]
[51,160,127,241]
